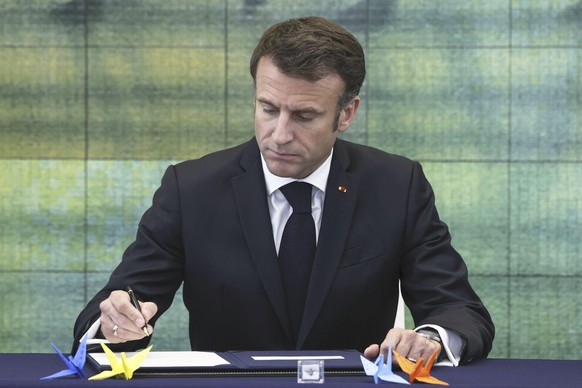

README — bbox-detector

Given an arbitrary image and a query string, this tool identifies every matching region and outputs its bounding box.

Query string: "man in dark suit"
[74,16,494,365]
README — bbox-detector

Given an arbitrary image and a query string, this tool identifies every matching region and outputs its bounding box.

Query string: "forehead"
[255,57,344,108]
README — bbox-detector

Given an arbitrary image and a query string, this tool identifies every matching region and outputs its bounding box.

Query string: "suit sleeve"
[399,161,495,364]
[72,165,186,353]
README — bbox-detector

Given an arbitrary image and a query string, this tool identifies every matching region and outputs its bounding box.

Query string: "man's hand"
[364,328,442,365]
[98,290,158,343]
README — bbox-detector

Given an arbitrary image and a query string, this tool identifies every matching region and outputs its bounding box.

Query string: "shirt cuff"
[83,319,110,345]
[415,324,463,367]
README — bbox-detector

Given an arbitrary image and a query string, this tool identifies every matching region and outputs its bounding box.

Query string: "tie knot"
[280,182,312,214]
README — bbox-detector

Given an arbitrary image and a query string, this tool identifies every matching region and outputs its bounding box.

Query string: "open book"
[88,349,364,376]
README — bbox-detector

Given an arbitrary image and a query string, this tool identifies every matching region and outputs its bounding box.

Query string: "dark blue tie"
[278,182,316,341]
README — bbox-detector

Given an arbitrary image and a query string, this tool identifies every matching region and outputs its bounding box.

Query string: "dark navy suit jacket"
[73,138,494,363]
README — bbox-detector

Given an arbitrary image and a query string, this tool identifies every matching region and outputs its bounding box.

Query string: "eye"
[260,104,279,116]
[294,113,315,122]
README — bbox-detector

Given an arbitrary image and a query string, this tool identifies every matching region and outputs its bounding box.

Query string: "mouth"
[266,148,297,160]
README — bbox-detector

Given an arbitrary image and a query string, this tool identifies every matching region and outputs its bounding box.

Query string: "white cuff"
[82,319,110,345]
[415,324,463,367]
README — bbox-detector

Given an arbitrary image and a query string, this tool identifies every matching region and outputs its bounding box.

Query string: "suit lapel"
[231,140,293,344]
[297,140,359,348]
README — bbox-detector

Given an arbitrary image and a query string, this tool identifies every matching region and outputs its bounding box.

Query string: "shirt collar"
[261,149,333,195]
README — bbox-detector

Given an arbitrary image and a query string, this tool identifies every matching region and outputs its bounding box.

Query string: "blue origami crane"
[360,345,409,385]
[40,334,87,380]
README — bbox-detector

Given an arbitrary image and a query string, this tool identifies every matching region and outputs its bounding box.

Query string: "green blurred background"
[0,0,580,360]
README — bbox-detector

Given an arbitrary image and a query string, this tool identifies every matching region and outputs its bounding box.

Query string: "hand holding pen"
[98,288,157,343]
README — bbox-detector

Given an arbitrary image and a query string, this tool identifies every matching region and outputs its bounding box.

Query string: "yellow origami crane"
[393,348,449,386]
[89,343,153,380]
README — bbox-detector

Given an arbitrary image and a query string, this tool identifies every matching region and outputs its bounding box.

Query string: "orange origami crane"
[393,348,449,386]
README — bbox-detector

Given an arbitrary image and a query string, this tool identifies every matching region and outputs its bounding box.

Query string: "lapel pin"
[338,186,347,193]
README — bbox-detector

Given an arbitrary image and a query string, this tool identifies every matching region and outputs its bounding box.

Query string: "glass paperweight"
[297,359,325,384]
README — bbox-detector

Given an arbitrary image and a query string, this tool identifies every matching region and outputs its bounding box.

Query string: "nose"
[271,113,293,144]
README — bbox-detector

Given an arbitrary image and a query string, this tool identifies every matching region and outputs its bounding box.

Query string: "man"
[73,16,494,366]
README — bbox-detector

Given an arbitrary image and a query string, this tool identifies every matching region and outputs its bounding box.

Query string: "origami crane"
[40,334,87,380]
[393,348,449,386]
[360,346,410,385]
[89,343,153,380]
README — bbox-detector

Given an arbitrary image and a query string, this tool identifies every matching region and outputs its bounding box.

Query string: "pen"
[126,286,150,336]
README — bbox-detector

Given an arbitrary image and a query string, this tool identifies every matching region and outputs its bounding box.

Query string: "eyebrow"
[256,97,325,116]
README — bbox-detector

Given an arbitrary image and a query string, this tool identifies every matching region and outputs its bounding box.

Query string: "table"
[0,353,579,387]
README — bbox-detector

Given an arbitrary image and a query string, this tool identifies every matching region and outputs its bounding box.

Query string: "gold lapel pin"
[338,186,347,193]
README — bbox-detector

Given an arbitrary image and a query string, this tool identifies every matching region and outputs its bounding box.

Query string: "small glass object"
[297,359,325,384]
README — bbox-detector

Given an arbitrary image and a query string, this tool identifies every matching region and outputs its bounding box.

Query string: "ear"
[337,96,360,133]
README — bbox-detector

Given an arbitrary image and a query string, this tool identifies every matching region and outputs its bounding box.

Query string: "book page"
[89,351,230,368]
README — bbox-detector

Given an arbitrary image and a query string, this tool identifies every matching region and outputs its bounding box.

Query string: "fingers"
[363,328,442,365]
[98,290,157,343]
[363,344,380,359]
[139,301,157,336]
[140,301,158,323]
[381,328,441,365]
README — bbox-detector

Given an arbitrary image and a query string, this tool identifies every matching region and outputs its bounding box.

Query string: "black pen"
[126,286,150,336]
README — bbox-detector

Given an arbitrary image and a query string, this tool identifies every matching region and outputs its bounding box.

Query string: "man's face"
[255,57,359,179]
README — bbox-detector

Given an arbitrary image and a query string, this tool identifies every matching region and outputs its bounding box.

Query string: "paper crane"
[360,345,410,384]
[89,343,153,380]
[393,348,449,386]
[40,334,87,380]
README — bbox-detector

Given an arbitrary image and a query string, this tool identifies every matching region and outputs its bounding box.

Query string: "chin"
[266,163,297,179]
[271,169,297,179]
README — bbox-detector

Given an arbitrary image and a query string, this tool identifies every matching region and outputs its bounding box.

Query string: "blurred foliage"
[0,0,580,358]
